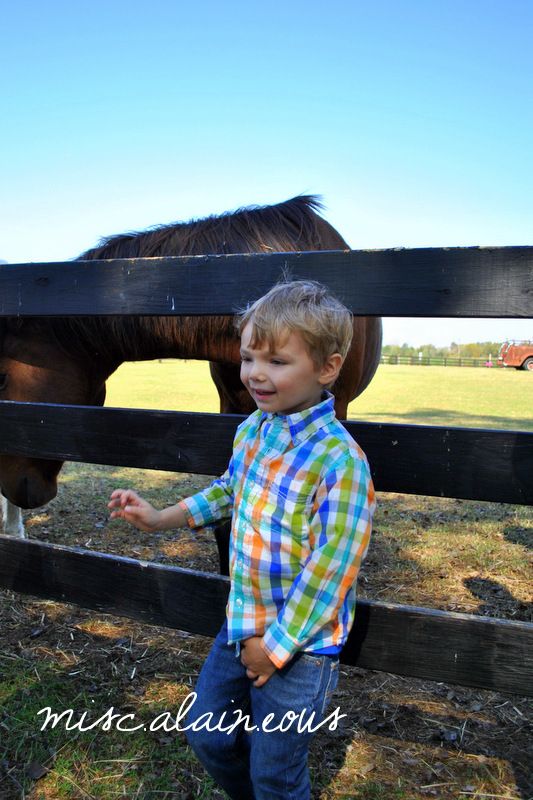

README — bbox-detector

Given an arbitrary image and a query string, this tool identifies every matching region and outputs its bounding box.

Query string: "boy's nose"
[249,362,266,381]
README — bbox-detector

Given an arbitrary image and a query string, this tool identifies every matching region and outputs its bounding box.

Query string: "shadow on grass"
[311,670,533,800]
[350,408,533,432]
[464,576,532,623]
[504,524,533,552]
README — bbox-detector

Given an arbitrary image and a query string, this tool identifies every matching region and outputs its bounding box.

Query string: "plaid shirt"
[179,392,375,668]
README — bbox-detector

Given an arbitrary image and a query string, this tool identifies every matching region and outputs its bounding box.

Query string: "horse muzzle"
[0,457,61,509]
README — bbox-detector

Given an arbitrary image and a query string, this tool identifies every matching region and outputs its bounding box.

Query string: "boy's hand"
[108,489,162,532]
[240,637,277,687]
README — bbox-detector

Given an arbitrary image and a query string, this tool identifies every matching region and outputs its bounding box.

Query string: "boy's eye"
[271,359,285,365]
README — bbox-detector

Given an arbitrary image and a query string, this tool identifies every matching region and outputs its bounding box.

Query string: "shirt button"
[235,598,243,607]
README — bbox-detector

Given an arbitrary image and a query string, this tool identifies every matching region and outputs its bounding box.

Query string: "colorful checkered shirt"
[179,392,375,668]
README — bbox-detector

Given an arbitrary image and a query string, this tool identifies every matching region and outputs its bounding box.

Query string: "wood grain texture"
[0,246,532,317]
[0,537,530,696]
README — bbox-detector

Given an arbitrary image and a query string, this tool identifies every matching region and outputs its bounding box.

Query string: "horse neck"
[92,315,240,368]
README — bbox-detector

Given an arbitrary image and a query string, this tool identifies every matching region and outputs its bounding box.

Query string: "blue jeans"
[185,621,340,800]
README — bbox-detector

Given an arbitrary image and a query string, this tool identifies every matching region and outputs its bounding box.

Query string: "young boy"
[108,280,375,800]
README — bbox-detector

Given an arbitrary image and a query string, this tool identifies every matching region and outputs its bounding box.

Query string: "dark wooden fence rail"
[1,537,531,695]
[0,403,531,505]
[0,248,532,697]
[0,246,532,317]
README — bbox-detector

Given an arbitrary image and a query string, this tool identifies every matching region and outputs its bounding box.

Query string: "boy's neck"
[266,390,331,419]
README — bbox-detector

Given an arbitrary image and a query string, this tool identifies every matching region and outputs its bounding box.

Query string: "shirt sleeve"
[178,412,257,528]
[261,453,375,668]
[178,462,235,528]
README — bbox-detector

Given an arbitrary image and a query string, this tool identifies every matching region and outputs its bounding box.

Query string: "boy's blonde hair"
[237,280,353,368]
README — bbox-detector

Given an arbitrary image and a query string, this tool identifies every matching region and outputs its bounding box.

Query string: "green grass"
[0,650,219,798]
[105,359,220,414]
[105,361,533,431]
[347,364,533,431]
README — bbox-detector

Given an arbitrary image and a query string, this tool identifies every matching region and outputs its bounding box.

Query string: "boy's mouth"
[253,389,275,398]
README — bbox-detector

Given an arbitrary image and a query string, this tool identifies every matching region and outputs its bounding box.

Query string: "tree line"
[382,341,501,359]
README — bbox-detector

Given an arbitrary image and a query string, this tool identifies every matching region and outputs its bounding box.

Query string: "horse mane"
[79,195,346,259]
[7,196,349,366]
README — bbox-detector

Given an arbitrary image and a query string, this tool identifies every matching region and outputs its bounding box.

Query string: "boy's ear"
[319,353,344,385]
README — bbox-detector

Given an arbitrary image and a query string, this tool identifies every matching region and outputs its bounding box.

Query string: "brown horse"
[0,196,382,515]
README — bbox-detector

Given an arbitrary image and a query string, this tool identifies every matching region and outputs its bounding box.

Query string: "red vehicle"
[498,340,533,371]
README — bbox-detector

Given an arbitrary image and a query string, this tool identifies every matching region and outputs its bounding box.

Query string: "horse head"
[0,318,109,508]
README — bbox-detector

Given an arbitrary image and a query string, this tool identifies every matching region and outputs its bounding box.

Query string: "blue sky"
[1,0,532,346]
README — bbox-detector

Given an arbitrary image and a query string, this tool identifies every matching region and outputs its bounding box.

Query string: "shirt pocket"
[250,479,313,549]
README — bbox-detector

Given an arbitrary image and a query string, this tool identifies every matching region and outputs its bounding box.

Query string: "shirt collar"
[260,391,336,446]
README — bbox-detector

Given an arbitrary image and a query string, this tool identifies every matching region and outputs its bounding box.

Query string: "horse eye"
[0,374,8,391]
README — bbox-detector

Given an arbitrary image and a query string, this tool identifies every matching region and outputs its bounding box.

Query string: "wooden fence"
[381,355,496,367]
[0,246,532,697]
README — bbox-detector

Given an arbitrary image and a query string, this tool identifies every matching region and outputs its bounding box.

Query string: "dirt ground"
[1,463,531,799]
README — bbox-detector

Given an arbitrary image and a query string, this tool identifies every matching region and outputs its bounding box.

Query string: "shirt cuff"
[178,494,213,529]
[261,621,301,669]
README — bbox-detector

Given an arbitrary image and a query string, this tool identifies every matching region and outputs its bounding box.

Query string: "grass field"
[104,360,533,431]
[1,362,531,799]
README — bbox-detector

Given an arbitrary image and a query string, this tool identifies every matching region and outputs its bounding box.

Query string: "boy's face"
[239,322,341,415]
